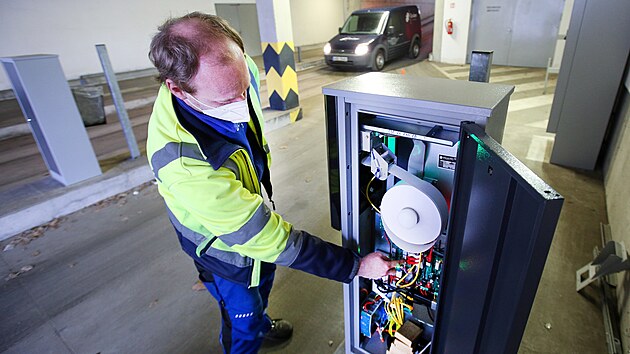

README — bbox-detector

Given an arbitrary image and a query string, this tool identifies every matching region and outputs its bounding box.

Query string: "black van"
[324,6,422,71]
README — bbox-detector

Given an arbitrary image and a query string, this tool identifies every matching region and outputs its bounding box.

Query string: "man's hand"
[357,252,400,279]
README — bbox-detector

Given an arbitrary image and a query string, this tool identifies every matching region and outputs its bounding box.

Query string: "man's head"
[149,12,250,110]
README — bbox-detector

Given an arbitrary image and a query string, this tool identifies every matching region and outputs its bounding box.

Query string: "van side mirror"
[387,25,395,35]
[338,27,342,34]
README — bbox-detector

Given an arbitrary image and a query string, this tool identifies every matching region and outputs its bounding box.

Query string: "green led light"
[471,134,490,161]
[477,145,490,161]
[459,259,471,271]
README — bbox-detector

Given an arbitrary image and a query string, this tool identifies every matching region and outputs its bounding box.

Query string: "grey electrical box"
[1,55,102,185]
[323,73,563,353]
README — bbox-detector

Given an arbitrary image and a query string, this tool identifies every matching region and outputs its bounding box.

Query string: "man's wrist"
[348,252,361,281]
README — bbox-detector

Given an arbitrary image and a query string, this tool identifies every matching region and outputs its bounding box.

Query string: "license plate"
[332,56,348,62]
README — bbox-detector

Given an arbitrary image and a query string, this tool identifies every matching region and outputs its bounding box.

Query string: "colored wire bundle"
[396,263,421,288]
[366,175,381,213]
[384,294,412,335]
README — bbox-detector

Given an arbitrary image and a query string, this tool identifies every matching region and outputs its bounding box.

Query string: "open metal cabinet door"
[432,122,563,353]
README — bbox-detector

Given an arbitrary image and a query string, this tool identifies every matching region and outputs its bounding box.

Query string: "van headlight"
[324,43,332,55]
[355,43,369,56]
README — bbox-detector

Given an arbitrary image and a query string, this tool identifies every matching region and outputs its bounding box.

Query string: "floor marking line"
[490,72,545,83]
[429,62,456,80]
[508,95,554,112]
[526,135,555,162]
[451,66,529,78]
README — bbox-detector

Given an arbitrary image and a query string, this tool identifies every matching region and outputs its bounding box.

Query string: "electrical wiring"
[384,301,399,334]
[374,279,413,296]
[375,279,437,313]
[396,264,420,288]
[395,255,422,289]
[363,300,374,311]
[366,175,381,213]
[375,281,400,296]
[376,325,385,342]
[384,294,412,335]
[369,217,444,340]
[384,232,393,256]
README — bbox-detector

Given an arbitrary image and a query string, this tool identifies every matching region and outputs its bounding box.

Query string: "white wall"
[290,0,345,47]
[0,0,344,91]
[438,0,472,64]
[0,0,220,91]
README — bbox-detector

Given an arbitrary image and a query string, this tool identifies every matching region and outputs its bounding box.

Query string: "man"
[147,12,398,353]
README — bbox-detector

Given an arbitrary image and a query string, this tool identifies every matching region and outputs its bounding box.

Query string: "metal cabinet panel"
[433,123,563,353]
[324,74,564,354]
[548,0,630,170]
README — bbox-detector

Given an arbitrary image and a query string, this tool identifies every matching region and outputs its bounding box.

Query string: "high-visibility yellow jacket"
[146,54,359,287]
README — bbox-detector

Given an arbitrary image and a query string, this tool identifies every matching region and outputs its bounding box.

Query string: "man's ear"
[165,79,187,101]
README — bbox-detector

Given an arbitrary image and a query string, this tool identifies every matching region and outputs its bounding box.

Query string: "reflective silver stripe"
[167,207,206,245]
[263,144,270,153]
[222,158,241,181]
[205,246,252,268]
[219,203,271,247]
[151,142,205,181]
[274,228,305,266]
[167,207,252,268]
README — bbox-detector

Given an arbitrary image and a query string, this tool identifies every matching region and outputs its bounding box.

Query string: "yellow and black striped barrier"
[262,41,300,112]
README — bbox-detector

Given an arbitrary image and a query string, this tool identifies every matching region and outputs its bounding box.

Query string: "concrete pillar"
[432,0,445,62]
[256,0,301,122]
[439,0,472,64]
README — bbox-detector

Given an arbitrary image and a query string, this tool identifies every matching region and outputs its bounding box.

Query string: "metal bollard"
[469,50,494,83]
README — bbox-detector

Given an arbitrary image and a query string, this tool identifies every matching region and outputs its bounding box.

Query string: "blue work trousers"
[203,270,274,354]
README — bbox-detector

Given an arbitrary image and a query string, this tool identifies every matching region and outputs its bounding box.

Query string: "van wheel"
[409,39,420,59]
[373,50,385,71]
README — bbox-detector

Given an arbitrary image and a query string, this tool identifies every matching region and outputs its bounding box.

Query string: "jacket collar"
[172,94,240,171]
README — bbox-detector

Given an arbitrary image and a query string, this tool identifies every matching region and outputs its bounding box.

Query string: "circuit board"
[372,212,444,304]
[358,213,445,345]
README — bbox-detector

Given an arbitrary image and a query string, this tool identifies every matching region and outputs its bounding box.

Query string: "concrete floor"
[0,58,608,353]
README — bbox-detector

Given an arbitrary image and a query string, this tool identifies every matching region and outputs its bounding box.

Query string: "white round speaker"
[380,181,448,253]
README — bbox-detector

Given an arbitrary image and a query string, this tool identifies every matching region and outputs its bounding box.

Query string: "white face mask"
[185,93,250,123]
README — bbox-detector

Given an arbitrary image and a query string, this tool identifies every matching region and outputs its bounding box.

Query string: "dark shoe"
[264,319,293,343]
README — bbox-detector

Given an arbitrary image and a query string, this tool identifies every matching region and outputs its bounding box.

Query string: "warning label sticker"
[439,155,457,170]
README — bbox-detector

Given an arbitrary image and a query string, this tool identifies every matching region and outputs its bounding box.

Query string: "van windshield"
[341,12,388,35]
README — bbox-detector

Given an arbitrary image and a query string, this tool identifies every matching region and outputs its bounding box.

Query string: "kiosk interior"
[323,73,564,354]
